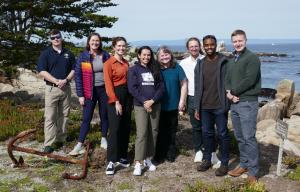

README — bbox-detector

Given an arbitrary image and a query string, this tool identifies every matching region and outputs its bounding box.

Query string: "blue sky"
[99,0,300,41]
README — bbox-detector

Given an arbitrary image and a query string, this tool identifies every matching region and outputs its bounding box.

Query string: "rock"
[0,83,15,92]
[257,99,286,122]
[275,79,295,108]
[15,90,34,101]
[217,41,227,52]
[0,91,22,104]
[256,119,300,156]
[288,92,300,117]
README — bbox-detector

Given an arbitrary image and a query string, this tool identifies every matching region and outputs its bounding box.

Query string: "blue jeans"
[231,101,259,176]
[201,108,230,166]
[187,96,202,152]
[79,86,109,142]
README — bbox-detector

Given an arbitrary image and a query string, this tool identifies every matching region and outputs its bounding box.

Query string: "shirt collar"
[189,54,204,62]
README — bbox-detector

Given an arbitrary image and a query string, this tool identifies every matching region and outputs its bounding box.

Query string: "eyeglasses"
[50,35,61,40]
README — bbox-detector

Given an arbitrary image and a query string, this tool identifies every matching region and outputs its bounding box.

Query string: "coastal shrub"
[0,99,43,141]
[283,155,300,181]
[184,179,266,192]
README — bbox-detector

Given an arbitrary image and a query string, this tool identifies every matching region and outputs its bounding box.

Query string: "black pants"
[155,109,178,161]
[107,85,132,163]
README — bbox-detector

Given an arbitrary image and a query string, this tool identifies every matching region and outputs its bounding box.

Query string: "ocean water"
[167,43,300,92]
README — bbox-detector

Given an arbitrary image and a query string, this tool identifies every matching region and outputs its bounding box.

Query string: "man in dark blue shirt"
[37,29,75,153]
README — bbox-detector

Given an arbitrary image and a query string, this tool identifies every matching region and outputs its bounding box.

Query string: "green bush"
[0,99,43,141]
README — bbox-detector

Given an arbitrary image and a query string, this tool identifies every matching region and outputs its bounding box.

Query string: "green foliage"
[0,99,43,141]
[184,179,267,192]
[286,166,300,181]
[0,0,118,74]
[283,155,300,181]
[117,182,134,191]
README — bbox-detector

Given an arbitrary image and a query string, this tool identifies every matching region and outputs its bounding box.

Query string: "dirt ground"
[0,118,300,192]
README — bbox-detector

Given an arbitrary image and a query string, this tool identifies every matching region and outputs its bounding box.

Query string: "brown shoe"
[228,166,247,177]
[247,175,258,184]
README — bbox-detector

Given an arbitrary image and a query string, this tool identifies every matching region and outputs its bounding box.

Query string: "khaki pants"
[134,104,161,161]
[44,85,71,147]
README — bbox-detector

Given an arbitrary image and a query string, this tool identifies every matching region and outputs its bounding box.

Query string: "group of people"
[37,29,261,183]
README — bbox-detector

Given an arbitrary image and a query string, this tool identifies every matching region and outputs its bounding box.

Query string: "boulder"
[257,99,286,122]
[275,79,295,108]
[0,83,15,93]
[287,92,300,117]
[256,119,300,156]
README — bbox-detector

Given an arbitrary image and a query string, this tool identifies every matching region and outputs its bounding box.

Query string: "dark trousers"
[155,109,178,160]
[79,86,109,143]
[187,96,202,152]
[201,108,230,166]
[107,85,132,163]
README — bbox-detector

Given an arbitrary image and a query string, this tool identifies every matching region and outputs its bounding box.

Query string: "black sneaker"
[105,161,115,175]
[43,146,54,154]
[197,160,212,172]
[117,158,130,168]
[215,165,228,176]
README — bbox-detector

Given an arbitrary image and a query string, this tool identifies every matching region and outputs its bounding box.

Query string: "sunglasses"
[50,35,61,40]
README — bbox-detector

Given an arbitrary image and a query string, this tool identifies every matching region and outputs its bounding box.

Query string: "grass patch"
[0,177,32,191]
[283,155,300,181]
[32,183,49,192]
[184,179,267,192]
[0,99,43,141]
[285,166,300,181]
[117,181,134,191]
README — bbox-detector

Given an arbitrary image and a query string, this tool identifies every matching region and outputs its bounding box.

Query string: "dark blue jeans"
[79,86,109,142]
[187,96,202,152]
[231,101,259,176]
[201,108,230,166]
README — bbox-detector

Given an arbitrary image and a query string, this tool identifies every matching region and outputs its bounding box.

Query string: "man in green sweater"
[225,29,261,184]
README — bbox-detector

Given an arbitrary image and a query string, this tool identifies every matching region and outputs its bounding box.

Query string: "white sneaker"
[194,150,203,162]
[133,162,142,176]
[144,159,156,171]
[106,161,115,175]
[101,137,107,149]
[68,144,86,156]
[211,152,221,169]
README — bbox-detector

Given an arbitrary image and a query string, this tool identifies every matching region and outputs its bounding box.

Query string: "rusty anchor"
[7,128,90,180]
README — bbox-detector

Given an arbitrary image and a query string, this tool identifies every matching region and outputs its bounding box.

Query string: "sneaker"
[144,159,156,171]
[100,137,107,149]
[43,146,54,154]
[194,150,203,162]
[215,165,228,176]
[197,160,212,172]
[106,161,115,175]
[117,158,130,168]
[211,152,221,169]
[133,162,142,176]
[68,144,86,156]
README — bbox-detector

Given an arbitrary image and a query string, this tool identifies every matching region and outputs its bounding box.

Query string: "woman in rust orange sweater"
[103,37,132,175]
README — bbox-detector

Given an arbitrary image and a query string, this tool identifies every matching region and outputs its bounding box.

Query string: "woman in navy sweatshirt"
[128,46,164,176]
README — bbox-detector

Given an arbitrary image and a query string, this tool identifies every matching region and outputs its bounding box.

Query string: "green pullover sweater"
[225,48,261,102]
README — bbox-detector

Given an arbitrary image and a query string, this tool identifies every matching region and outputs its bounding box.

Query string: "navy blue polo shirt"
[36,46,75,80]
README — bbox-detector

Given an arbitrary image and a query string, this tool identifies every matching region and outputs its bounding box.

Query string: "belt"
[45,81,58,87]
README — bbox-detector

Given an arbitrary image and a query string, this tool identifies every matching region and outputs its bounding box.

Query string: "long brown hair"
[86,32,103,53]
